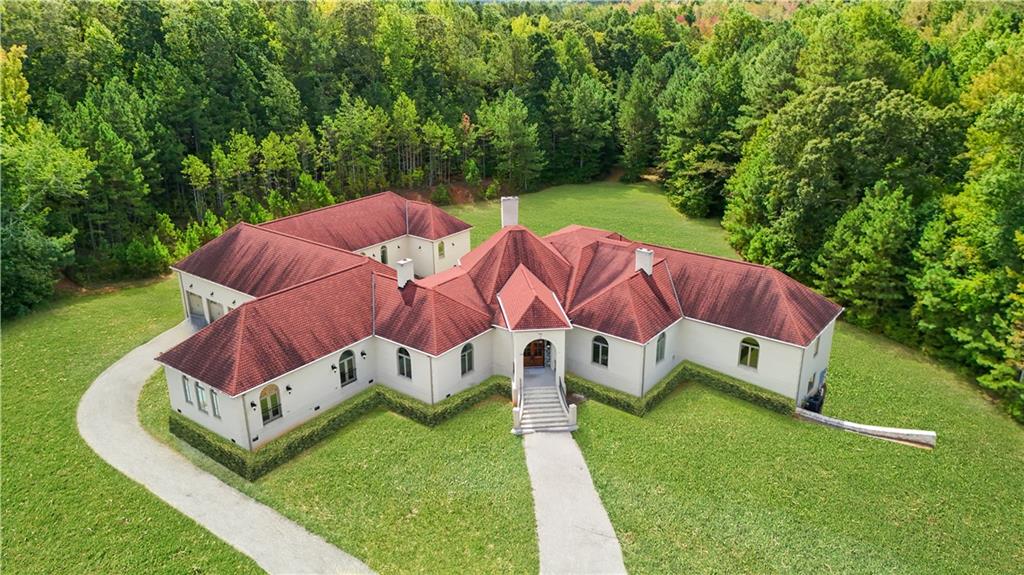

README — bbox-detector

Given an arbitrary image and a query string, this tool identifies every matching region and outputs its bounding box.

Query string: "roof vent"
[635,248,654,275]
[396,258,414,288]
[501,196,519,227]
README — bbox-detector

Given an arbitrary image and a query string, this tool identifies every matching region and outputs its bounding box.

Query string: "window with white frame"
[656,333,666,363]
[461,343,474,376]
[592,336,609,367]
[813,336,820,357]
[397,348,412,378]
[438,241,446,259]
[260,385,282,424]
[339,350,357,386]
[380,245,389,265]
[210,389,221,418]
[195,382,208,412]
[739,337,760,369]
[182,375,192,404]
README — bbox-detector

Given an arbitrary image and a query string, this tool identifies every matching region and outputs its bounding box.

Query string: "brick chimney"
[501,196,519,227]
[635,248,654,275]
[396,258,414,288]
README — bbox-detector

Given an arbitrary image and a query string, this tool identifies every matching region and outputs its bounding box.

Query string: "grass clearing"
[446,181,736,257]
[0,278,259,574]
[140,374,537,574]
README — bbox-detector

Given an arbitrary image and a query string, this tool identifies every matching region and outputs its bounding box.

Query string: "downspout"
[640,342,648,396]
[429,356,436,404]
[243,392,254,451]
[795,346,807,409]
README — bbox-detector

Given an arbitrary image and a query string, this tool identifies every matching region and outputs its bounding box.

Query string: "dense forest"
[1,0,1021,420]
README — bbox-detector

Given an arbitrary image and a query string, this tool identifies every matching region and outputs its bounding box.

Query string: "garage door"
[207,300,226,322]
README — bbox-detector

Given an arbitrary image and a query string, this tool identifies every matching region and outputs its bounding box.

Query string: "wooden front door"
[524,340,547,368]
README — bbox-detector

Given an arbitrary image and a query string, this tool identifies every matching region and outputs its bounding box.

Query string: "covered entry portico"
[510,331,576,434]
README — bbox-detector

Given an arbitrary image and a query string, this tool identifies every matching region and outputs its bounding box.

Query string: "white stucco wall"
[239,338,376,448]
[164,366,249,447]
[374,337,433,403]
[796,319,837,405]
[566,326,645,396]
[641,322,684,394]
[430,330,495,400]
[175,270,254,324]
[434,229,471,274]
[357,237,410,272]
[679,318,804,400]
[491,327,514,375]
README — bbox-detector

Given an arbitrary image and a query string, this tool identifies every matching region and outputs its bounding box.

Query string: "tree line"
[1,1,1021,420]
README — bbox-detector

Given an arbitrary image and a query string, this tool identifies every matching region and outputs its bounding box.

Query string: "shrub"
[430,184,452,206]
[679,362,793,415]
[484,180,501,201]
[567,361,792,416]
[169,378,511,480]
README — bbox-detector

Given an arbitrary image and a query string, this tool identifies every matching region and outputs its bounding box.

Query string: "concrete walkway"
[78,321,374,575]
[523,432,626,574]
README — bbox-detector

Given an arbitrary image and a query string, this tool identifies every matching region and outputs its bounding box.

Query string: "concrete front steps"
[514,386,578,435]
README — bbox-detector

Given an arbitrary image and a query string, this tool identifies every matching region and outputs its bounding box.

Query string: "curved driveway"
[77,321,374,575]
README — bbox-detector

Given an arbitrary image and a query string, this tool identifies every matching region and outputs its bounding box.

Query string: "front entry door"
[524,340,547,368]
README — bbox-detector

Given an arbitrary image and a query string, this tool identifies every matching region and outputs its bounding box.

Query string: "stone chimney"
[635,248,654,275]
[501,196,519,227]
[396,258,414,288]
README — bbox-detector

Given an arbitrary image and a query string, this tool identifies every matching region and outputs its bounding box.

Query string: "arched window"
[380,245,389,265]
[438,241,446,259]
[260,385,282,424]
[397,347,412,378]
[461,343,474,376]
[739,337,760,369]
[656,333,667,363]
[339,350,357,386]
[592,336,609,367]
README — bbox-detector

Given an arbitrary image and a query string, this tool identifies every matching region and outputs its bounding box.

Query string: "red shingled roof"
[261,191,470,250]
[497,265,572,330]
[173,223,371,296]
[569,260,682,343]
[158,261,387,396]
[459,225,573,305]
[644,244,842,346]
[373,274,492,355]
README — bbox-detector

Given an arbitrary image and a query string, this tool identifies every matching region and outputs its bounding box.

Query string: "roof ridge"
[248,221,369,258]
[245,260,368,305]
[260,191,402,226]
[228,305,249,391]
[645,241,765,271]
[568,266,639,313]
[431,282,493,321]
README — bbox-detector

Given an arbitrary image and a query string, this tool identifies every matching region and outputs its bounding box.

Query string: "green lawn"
[5,180,1021,574]
[139,376,537,574]
[0,278,259,574]
[446,181,737,257]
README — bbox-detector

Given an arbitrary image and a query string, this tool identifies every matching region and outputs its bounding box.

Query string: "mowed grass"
[556,189,1024,572]
[446,180,737,257]
[0,278,259,574]
[139,376,537,574]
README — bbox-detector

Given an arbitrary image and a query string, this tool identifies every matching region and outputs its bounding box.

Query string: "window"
[182,376,193,404]
[461,344,474,376]
[207,300,225,322]
[656,333,667,363]
[210,389,221,418]
[807,373,816,393]
[438,241,446,259]
[380,245,388,264]
[195,382,208,412]
[592,336,609,367]
[186,292,204,317]
[260,385,282,424]
[739,337,760,369]
[397,348,412,378]
[339,350,357,386]
[813,336,821,357]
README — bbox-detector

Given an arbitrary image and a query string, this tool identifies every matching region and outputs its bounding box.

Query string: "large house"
[157,193,842,448]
